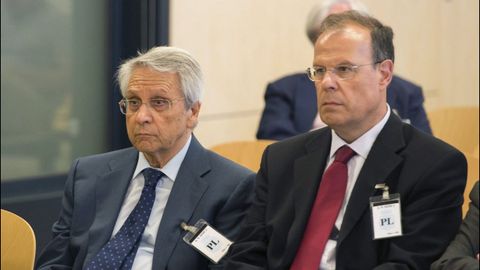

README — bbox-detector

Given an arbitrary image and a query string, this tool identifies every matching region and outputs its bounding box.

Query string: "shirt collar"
[132,135,192,182]
[330,104,391,159]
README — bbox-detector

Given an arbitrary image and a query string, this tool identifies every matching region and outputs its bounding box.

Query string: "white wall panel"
[171,0,479,147]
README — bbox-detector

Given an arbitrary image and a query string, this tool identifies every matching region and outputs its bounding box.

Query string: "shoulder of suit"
[267,128,328,155]
[400,122,463,158]
[204,149,255,176]
[470,181,479,207]
[75,147,137,166]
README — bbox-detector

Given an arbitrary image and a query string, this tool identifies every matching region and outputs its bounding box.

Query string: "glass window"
[1,0,108,180]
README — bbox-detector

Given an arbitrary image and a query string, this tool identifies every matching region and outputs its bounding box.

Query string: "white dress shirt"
[319,106,391,270]
[110,135,192,270]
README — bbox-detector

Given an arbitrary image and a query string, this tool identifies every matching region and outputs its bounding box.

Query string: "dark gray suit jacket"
[227,114,466,270]
[431,181,479,270]
[36,136,255,269]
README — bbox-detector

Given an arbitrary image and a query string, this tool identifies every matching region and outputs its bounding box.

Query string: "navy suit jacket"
[257,73,432,140]
[228,114,466,270]
[36,136,255,270]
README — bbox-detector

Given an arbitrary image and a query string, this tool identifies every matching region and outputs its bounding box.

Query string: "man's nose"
[319,71,337,91]
[134,103,154,123]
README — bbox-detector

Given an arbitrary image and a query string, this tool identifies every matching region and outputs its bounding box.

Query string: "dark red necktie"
[290,145,356,270]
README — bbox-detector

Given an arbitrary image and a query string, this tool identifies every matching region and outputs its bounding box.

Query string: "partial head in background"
[306,0,369,45]
[116,46,203,167]
[312,10,394,142]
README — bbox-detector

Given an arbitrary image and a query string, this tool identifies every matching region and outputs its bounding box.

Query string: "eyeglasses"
[306,61,382,81]
[118,97,185,115]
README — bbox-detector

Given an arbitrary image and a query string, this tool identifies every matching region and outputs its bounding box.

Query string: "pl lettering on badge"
[369,183,403,240]
[181,219,233,264]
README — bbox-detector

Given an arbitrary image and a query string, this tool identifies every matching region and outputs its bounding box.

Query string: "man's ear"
[378,59,394,89]
[188,101,201,129]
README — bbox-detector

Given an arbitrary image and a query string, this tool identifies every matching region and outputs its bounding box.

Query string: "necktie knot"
[143,168,163,187]
[334,145,356,164]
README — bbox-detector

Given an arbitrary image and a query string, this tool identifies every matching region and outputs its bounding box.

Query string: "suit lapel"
[85,149,138,265]
[338,115,406,244]
[283,130,332,264]
[152,136,209,269]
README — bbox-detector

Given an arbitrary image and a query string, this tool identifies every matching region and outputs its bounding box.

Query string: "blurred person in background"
[431,181,479,270]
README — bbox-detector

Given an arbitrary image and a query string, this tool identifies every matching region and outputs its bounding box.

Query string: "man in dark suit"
[257,0,431,140]
[36,46,255,269]
[226,11,466,270]
[431,181,479,270]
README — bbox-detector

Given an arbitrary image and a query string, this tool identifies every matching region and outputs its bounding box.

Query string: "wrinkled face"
[125,66,200,166]
[314,23,392,141]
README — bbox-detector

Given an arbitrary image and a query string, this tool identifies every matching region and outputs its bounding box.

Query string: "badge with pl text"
[181,219,233,264]
[370,183,403,240]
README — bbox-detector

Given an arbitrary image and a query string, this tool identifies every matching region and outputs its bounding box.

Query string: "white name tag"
[370,193,403,240]
[181,219,233,263]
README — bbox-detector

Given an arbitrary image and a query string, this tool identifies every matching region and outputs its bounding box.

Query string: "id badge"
[370,184,403,240]
[181,219,233,264]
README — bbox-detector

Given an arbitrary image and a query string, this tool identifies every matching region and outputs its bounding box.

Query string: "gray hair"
[306,0,369,44]
[117,46,203,109]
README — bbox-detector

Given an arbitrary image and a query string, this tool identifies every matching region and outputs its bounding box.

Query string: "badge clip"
[181,222,199,234]
[375,183,390,200]
[370,183,402,240]
[181,219,233,264]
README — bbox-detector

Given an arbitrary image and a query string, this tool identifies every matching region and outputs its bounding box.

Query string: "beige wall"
[170,0,479,147]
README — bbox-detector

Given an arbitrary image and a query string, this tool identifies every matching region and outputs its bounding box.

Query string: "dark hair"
[317,10,395,63]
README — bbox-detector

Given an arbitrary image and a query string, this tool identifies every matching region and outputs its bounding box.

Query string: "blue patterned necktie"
[85,168,164,270]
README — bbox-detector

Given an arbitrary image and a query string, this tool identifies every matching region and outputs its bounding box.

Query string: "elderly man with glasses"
[36,46,255,270]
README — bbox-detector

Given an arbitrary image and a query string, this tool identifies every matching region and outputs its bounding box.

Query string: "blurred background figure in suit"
[256,0,432,140]
[431,181,479,270]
